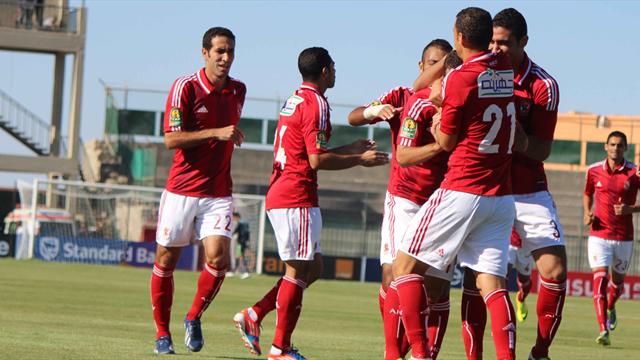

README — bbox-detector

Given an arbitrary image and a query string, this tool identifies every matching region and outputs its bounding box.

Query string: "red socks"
[593,271,608,332]
[484,289,516,360]
[461,287,486,360]
[272,276,306,351]
[530,276,566,358]
[151,262,175,339]
[607,280,623,311]
[186,263,226,321]
[428,298,450,360]
[252,277,283,322]
[383,282,408,360]
[395,274,429,359]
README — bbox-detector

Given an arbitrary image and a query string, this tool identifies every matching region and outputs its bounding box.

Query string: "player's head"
[605,131,628,162]
[201,27,235,80]
[491,8,528,67]
[444,50,463,74]
[233,211,241,220]
[453,7,493,58]
[298,47,335,89]
[419,39,452,72]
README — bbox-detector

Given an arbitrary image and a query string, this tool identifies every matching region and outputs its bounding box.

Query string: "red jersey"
[366,87,414,193]
[584,159,639,241]
[163,68,246,197]
[439,51,515,196]
[512,54,560,194]
[393,89,449,205]
[510,227,522,247]
[266,83,332,209]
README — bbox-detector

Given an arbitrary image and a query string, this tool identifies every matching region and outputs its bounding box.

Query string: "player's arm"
[348,101,402,126]
[309,150,388,171]
[413,55,447,91]
[396,104,443,167]
[330,139,376,155]
[583,170,594,225]
[517,77,560,161]
[513,121,529,153]
[397,143,442,167]
[164,126,244,150]
[613,197,640,216]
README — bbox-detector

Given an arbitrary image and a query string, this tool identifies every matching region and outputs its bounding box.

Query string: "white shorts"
[399,189,515,278]
[588,236,634,274]
[267,207,322,261]
[380,192,420,265]
[156,190,233,247]
[514,191,564,254]
[508,245,533,276]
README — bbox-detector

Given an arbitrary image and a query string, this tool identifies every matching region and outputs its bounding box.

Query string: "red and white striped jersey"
[266,82,332,209]
[366,87,414,194]
[163,68,246,198]
[394,88,449,205]
[512,54,560,194]
[584,159,639,241]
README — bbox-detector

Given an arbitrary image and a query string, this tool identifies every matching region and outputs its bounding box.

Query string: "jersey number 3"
[479,102,516,154]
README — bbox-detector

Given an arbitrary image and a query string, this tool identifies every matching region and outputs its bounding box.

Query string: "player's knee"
[205,254,228,270]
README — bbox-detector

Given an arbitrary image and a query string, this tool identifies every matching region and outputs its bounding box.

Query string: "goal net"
[12,179,266,274]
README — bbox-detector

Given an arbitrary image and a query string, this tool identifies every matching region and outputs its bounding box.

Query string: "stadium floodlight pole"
[256,198,266,274]
[28,178,39,259]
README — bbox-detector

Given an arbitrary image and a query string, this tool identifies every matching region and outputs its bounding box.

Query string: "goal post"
[11,178,266,274]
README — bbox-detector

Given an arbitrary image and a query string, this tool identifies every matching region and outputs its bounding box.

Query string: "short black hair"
[493,8,528,41]
[202,27,235,50]
[233,211,241,217]
[455,7,493,50]
[445,50,463,70]
[421,39,453,60]
[607,131,628,147]
[298,47,333,80]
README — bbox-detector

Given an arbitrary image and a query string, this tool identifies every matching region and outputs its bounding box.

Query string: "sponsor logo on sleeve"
[280,95,304,116]
[477,69,514,98]
[401,117,417,139]
[169,107,182,127]
[316,131,328,149]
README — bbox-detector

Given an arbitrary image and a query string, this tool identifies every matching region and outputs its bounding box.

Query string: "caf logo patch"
[370,100,382,106]
[316,131,328,149]
[401,117,417,139]
[169,107,182,127]
[519,99,532,116]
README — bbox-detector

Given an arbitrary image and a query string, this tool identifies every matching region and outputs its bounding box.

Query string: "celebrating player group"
[147,5,637,360]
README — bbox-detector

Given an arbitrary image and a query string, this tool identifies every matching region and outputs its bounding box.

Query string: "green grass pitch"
[1,259,639,359]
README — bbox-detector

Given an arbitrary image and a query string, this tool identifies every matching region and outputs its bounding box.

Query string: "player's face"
[202,36,235,80]
[324,61,336,89]
[490,26,526,67]
[452,25,462,54]
[605,136,627,162]
[419,47,447,72]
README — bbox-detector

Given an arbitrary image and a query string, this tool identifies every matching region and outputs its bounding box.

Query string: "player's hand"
[347,139,376,154]
[429,79,443,107]
[363,104,401,121]
[613,197,632,215]
[359,150,389,167]
[583,211,594,225]
[213,125,244,146]
[430,111,442,137]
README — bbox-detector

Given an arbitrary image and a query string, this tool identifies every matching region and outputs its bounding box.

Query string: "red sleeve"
[163,77,192,133]
[302,96,330,155]
[236,82,247,117]
[530,76,559,141]
[366,87,405,125]
[584,168,595,196]
[439,71,466,136]
[397,98,436,147]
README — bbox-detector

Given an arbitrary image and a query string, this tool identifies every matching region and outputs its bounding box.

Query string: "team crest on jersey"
[519,99,532,116]
[316,131,328,149]
[280,95,304,116]
[169,107,182,127]
[370,100,382,106]
[477,69,514,98]
[401,117,417,139]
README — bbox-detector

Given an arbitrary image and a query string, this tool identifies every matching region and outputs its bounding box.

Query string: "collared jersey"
[512,54,560,194]
[584,159,639,241]
[394,88,449,205]
[266,83,332,209]
[366,87,414,193]
[164,68,246,198]
[439,51,515,196]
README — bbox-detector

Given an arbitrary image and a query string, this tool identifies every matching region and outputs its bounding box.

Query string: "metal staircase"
[0,88,51,156]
